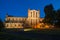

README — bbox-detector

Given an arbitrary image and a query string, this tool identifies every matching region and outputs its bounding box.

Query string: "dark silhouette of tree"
[0,18,5,31]
[54,9,60,27]
[43,4,60,28]
[43,4,55,25]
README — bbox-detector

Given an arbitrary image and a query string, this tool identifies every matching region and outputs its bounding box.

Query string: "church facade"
[5,9,44,28]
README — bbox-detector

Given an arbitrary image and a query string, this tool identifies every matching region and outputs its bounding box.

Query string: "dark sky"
[0,0,60,21]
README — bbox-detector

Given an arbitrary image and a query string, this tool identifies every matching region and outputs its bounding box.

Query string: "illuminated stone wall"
[5,16,26,28]
[27,9,40,26]
[5,23,23,28]
[5,9,44,28]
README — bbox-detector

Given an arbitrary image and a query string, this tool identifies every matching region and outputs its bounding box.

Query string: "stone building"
[27,9,40,25]
[5,9,44,28]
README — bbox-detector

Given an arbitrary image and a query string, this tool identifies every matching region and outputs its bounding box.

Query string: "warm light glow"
[33,23,50,29]
[24,29,33,31]
[33,23,43,29]
[45,25,49,28]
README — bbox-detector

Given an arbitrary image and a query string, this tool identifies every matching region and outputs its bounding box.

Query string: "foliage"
[0,18,5,31]
[43,4,60,28]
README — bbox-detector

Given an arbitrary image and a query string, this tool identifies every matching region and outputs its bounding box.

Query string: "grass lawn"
[0,28,60,40]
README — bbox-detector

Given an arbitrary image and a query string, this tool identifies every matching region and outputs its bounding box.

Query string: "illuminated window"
[19,24,20,26]
[36,19,37,24]
[15,24,16,26]
[36,12,37,17]
[31,12,32,17]
[6,24,8,27]
[31,19,32,25]
[12,18,14,20]
[8,18,10,21]
[33,11,35,17]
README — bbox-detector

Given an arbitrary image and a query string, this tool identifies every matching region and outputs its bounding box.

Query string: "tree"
[43,4,55,25]
[43,4,60,28]
[54,9,60,27]
[0,18,5,31]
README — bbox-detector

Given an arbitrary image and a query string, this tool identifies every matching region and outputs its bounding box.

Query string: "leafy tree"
[43,4,54,25]
[0,18,5,31]
[54,9,60,27]
[43,4,60,28]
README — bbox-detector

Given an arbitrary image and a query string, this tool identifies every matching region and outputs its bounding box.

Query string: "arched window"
[6,24,8,27]
[31,12,32,17]
[19,24,20,26]
[8,18,10,21]
[33,11,35,17]
[31,19,32,25]
[15,24,16,26]
[36,12,37,17]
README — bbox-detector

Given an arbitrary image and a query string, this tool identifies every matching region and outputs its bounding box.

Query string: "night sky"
[0,0,60,21]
